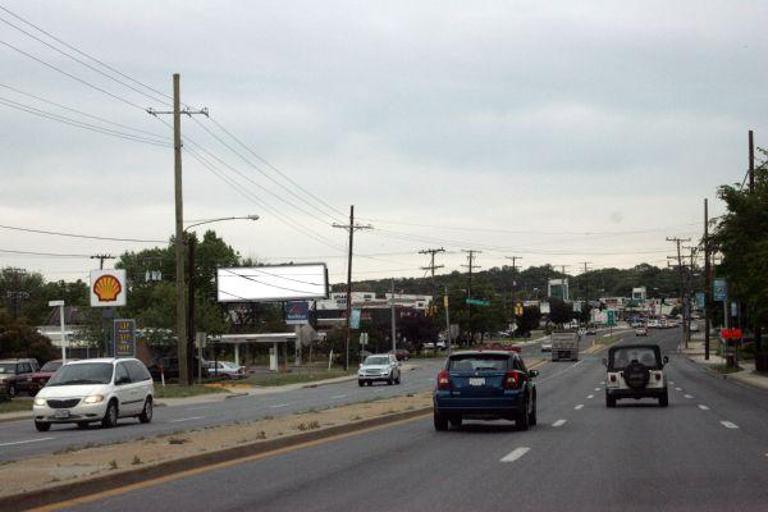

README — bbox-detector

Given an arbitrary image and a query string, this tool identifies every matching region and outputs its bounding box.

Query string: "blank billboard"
[217,264,329,302]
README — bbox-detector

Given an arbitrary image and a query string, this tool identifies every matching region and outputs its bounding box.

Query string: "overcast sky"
[1,0,766,286]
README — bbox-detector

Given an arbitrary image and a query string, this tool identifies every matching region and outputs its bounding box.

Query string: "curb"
[0,413,27,424]
[684,354,768,392]
[7,406,432,511]
[302,375,358,389]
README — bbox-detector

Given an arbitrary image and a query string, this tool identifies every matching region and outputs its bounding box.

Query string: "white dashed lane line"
[552,419,567,427]
[574,404,584,410]
[720,421,739,429]
[0,437,54,447]
[675,387,683,392]
[169,416,206,423]
[269,403,291,409]
[330,394,348,399]
[594,387,601,391]
[500,447,530,463]
[698,404,710,411]
[587,395,594,399]
[684,394,694,399]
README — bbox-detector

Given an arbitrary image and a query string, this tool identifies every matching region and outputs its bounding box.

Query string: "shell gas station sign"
[90,269,127,307]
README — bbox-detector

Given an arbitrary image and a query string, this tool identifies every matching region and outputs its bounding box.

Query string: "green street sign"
[465,298,490,306]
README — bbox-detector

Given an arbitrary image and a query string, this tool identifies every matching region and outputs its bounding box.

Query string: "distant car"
[540,338,553,352]
[390,349,410,361]
[358,354,401,386]
[32,358,154,431]
[27,359,78,395]
[433,350,538,431]
[0,359,38,397]
[634,326,648,336]
[586,326,598,335]
[647,320,660,328]
[206,361,246,379]
[147,355,209,381]
[604,344,668,407]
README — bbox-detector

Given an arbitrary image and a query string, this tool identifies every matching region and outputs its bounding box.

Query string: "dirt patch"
[0,392,432,498]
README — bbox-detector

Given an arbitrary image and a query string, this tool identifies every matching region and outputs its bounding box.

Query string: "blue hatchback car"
[433,350,538,431]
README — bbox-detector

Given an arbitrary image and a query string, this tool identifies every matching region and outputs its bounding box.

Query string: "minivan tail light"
[437,370,451,390]
[504,370,521,389]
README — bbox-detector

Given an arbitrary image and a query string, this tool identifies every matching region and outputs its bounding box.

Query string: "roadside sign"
[540,302,551,314]
[713,279,727,302]
[113,319,136,357]
[606,310,617,326]
[284,301,310,325]
[695,292,705,310]
[350,308,362,329]
[465,298,490,306]
[359,332,369,345]
[514,302,524,316]
[90,269,127,307]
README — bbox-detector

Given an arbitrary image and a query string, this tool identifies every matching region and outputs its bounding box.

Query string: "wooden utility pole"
[390,278,397,353]
[667,236,691,348]
[147,74,208,386]
[749,130,755,192]
[90,254,115,270]
[704,198,711,360]
[420,247,445,343]
[505,255,523,298]
[332,206,372,370]
[461,250,481,343]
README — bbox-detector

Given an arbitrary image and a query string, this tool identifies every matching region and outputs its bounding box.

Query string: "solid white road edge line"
[269,403,291,408]
[330,394,348,399]
[552,419,567,427]
[698,404,710,410]
[0,436,55,447]
[574,404,584,410]
[500,447,530,463]
[720,421,739,429]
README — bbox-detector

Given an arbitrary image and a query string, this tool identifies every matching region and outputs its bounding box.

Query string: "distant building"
[632,287,647,301]
[547,279,569,301]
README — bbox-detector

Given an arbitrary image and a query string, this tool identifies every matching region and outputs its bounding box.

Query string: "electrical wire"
[0,223,166,243]
[0,3,173,105]
[0,95,170,147]
[0,248,92,258]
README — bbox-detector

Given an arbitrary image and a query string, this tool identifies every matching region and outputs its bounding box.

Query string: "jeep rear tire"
[623,361,650,390]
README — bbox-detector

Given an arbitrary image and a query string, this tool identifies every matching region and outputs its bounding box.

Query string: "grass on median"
[241,369,353,387]
[0,400,32,414]
[154,384,230,399]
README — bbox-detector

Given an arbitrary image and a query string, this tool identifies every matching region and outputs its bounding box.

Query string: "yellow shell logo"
[93,274,122,302]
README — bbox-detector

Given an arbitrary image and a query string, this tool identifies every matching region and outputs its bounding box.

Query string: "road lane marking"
[684,394,694,399]
[669,381,675,385]
[185,406,211,411]
[0,436,54,447]
[574,404,584,410]
[675,387,683,392]
[600,381,605,385]
[698,405,710,410]
[552,419,567,427]
[330,394,347,399]
[169,416,205,423]
[720,421,739,429]
[500,447,530,463]
[587,395,594,399]
[269,403,290,409]
[594,387,601,391]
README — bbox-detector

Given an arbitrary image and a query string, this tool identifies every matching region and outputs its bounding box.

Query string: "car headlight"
[33,397,47,406]
[83,394,105,404]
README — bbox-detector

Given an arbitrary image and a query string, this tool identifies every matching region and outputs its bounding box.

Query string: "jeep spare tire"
[623,361,650,389]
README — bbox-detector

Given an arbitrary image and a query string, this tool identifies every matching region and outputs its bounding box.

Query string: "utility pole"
[444,285,452,355]
[90,254,115,270]
[462,250,481,344]
[147,73,208,386]
[390,279,397,353]
[559,265,569,276]
[667,236,691,349]
[749,130,755,193]
[420,247,445,351]
[332,205,373,370]
[704,198,711,360]
[505,256,523,298]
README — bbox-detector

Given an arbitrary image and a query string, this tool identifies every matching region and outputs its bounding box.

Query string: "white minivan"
[32,358,154,432]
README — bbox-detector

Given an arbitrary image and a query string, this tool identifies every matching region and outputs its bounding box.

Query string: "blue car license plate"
[468,377,485,386]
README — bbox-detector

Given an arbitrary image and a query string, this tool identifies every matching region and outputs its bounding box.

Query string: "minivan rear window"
[448,354,509,372]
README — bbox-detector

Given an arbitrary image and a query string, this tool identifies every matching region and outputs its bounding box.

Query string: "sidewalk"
[683,340,768,392]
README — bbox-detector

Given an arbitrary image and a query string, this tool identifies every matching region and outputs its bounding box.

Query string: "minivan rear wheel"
[139,397,153,423]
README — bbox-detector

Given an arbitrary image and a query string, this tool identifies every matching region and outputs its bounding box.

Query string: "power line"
[0,3,173,104]
[0,95,170,146]
[0,223,166,243]
[0,13,169,106]
[0,248,92,258]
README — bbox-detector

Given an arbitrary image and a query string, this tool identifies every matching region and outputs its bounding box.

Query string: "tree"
[548,298,574,326]
[712,166,768,369]
[0,311,57,363]
[515,306,541,336]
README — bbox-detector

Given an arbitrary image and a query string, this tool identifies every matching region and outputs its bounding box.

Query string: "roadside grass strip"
[500,447,530,463]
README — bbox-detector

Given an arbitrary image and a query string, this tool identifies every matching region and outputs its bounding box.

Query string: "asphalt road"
[52,327,768,512]
[0,338,554,461]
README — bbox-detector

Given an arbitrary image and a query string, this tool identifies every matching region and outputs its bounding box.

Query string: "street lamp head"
[246,214,260,221]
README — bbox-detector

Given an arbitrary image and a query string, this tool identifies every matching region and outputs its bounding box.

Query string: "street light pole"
[49,300,66,364]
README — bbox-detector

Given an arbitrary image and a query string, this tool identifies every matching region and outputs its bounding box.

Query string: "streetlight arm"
[183,215,259,233]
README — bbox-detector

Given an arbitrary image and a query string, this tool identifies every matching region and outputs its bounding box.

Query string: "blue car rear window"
[448,355,508,372]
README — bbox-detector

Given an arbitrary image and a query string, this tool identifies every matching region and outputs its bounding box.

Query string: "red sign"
[720,328,743,340]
